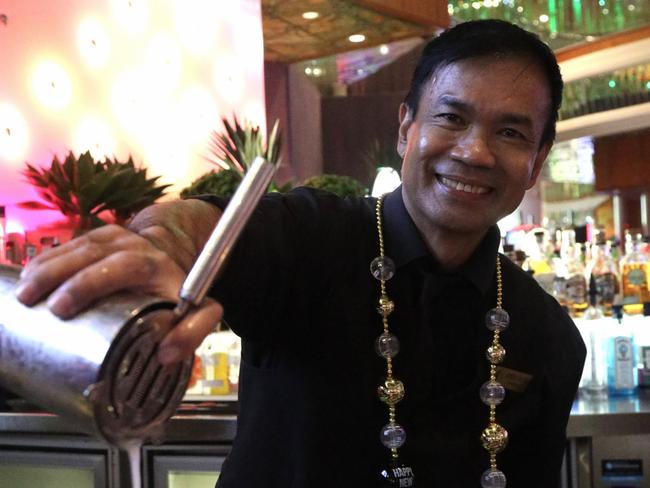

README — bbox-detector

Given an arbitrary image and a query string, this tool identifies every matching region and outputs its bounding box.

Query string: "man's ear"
[527,141,552,190]
[397,103,413,158]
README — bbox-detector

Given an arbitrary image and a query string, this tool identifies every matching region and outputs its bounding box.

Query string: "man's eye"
[501,128,524,139]
[438,113,462,123]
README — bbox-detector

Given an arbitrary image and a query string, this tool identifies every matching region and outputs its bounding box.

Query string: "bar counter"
[2,393,650,488]
[2,392,650,440]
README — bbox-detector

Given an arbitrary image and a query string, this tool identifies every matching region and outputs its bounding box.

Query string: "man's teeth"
[439,176,489,194]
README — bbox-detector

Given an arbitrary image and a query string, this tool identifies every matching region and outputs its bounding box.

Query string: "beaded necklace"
[371,194,510,488]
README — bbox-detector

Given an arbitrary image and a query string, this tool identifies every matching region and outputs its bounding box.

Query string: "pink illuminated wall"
[0,0,265,234]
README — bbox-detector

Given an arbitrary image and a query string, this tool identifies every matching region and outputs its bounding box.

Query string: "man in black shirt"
[17,19,585,488]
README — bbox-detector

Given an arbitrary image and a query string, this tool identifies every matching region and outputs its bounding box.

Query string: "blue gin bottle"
[607,305,638,396]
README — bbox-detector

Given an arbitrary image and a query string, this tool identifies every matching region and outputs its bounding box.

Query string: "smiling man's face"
[397,55,552,240]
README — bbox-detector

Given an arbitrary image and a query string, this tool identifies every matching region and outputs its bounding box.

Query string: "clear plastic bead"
[480,380,506,406]
[481,468,507,488]
[485,308,510,332]
[380,423,406,449]
[375,332,399,358]
[370,256,396,281]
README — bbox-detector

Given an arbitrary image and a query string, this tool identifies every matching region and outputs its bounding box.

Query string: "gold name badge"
[495,366,532,393]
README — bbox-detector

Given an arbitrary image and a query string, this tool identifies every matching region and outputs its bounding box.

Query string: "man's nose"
[449,128,496,168]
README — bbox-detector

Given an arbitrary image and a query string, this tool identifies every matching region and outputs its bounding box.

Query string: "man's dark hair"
[404,19,563,146]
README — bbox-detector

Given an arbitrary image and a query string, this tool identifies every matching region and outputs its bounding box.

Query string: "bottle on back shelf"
[620,231,650,315]
[578,274,608,400]
[607,304,638,397]
[560,229,588,317]
[526,229,556,295]
[0,206,6,264]
[586,231,620,316]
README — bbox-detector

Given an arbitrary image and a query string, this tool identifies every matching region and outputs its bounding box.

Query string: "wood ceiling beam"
[351,0,449,29]
[556,24,650,63]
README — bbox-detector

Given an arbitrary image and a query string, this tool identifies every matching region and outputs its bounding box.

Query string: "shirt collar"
[381,186,500,295]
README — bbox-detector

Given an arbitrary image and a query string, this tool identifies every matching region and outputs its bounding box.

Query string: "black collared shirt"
[207,187,585,488]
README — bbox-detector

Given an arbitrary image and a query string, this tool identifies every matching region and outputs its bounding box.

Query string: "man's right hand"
[15,198,224,365]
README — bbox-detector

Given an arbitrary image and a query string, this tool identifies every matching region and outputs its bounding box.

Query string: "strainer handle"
[174,157,276,319]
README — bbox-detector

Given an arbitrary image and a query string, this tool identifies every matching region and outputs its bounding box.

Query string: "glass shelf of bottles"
[506,226,650,401]
[559,62,650,121]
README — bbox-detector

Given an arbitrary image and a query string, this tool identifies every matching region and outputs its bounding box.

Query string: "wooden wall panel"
[321,92,405,186]
[593,128,650,192]
[353,0,449,28]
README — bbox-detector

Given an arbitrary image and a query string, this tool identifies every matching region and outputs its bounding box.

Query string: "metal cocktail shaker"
[0,264,192,446]
[0,156,277,447]
[0,157,275,447]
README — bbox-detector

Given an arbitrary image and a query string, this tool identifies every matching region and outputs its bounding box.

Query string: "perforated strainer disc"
[92,306,192,446]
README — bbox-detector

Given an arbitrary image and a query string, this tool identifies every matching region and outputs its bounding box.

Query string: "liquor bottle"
[527,229,555,295]
[0,206,6,264]
[620,231,650,315]
[607,305,638,397]
[561,230,588,317]
[586,232,620,316]
[578,275,608,399]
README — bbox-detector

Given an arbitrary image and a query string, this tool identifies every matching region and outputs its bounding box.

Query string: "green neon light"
[548,0,557,33]
[573,0,582,26]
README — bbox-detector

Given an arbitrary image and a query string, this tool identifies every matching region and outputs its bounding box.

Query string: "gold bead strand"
[480,256,509,488]
[373,195,413,486]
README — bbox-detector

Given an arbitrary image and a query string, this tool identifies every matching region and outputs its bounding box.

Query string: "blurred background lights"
[0,103,29,163]
[371,167,401,197]
[174,0,219,56]
[32,61,73,111]
[213,57,245,104]
[6,220,25,236]
[145,34,183,95]
[77,18,110,69]
[302,11,319,20]
[73,117,116,161]
[177,85,219,146]
[111,0,148,34]
[348,34,366,43]
[379,44,389,55]
[111,69,150,134]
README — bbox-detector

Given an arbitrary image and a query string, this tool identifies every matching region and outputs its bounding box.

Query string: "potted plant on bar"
[181,115,287,198]
[21,151,171,235]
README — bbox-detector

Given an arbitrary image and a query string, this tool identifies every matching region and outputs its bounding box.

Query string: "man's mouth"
[438,175,490,195]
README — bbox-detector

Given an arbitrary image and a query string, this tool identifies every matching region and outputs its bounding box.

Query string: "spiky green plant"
[22,150,171,232]
[182,115,289,198]
[206,115,282,175]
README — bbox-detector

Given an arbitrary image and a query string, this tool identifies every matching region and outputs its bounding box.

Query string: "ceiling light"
[302,11,319,20]
[348,34,365,43]
[379,44,389,55]
[539,14,549,23]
